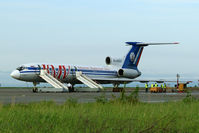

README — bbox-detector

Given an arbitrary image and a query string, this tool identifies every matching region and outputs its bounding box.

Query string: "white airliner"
[10,42,178,92]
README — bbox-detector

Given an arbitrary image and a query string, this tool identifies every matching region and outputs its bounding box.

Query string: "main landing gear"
[32,82,38,93]
[68,84,75,92]
[112,83,124,92]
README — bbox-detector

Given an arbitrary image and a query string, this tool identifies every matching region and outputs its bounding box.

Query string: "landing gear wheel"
[32,82,39,93]
[69,86,74,92]
[32,87,38,93]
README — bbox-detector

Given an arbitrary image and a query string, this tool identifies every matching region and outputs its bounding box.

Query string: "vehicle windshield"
[16,66,25,71]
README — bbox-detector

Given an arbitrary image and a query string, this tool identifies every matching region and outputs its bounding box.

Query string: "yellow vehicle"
[172,81,192,92]
[150,87,166,93]
[150,87,158,93]
[178,83,187,92]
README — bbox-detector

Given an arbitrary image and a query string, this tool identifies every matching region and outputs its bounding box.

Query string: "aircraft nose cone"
[10,70,20,79]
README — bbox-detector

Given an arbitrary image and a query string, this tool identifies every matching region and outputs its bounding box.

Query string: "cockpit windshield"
[16,66,25,71]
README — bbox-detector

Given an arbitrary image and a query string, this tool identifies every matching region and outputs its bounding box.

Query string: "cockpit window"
[16,66,25,71]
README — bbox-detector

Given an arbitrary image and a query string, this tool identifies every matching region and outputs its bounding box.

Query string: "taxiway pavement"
[0,88,199,104]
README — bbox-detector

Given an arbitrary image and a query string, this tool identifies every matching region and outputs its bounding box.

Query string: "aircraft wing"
[91,77,176,84]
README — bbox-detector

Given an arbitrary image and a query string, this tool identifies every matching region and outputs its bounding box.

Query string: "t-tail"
[122,42,179,69]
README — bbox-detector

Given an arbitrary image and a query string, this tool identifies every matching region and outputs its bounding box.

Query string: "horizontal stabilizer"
[126,42,179,46]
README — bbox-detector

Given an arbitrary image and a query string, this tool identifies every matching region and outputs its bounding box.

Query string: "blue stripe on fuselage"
[26,67,116,74]
[20,69,117,76]
[20,71,116,76]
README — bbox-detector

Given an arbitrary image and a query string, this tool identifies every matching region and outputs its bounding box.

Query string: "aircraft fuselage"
[11,63,141,85]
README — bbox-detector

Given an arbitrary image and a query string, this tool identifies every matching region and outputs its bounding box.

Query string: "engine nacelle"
[118,68,141,78]
[105,56,123,66]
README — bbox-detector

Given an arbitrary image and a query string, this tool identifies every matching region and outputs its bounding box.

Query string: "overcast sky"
[0,0,199,86]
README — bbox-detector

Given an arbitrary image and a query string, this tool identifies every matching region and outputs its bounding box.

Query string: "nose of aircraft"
[10,70,20,79]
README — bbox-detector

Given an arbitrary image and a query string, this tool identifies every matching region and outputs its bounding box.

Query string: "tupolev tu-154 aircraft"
[10,42,178,92]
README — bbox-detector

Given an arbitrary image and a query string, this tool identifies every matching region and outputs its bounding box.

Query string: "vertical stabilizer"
[122,42,144,69]
[122,42,179,69]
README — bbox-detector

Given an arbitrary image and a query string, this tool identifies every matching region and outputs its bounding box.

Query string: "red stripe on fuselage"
[42,64,46,70]
[136,47,144,66]
[63,66,66,79]
[51,65,56,77]
[47,65,50,73]
[66,66,70,78]
[57,65,62,79]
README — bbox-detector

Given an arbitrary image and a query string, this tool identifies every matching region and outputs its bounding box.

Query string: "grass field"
[0,92,199,133]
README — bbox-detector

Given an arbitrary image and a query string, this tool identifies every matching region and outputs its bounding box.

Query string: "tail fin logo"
[130,52,135,62]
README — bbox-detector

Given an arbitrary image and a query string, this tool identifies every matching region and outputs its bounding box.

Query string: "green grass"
[0,100,199,133]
